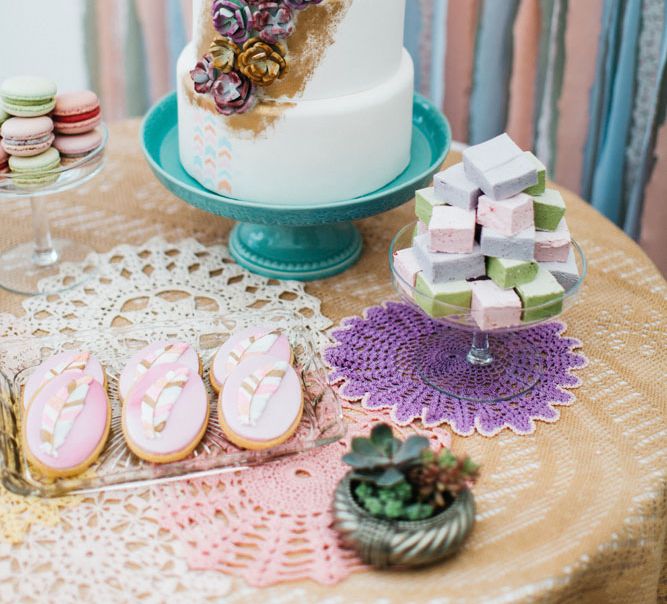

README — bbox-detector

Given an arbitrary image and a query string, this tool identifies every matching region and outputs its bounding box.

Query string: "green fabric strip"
[125,0,151,118]
[83,0,101,95]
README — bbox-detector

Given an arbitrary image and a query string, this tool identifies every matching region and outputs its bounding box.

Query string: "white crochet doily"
[0,236,332,603]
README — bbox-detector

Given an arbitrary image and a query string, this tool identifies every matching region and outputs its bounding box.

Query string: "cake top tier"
[190,0,406,103]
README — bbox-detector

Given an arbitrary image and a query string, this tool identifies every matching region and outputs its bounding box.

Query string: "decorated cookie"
[210,326,292,392]
[22,370,111,478]
[122,363,209,463]
[22,350,106,409]
[218,355,303,450]
[118,340,200,401]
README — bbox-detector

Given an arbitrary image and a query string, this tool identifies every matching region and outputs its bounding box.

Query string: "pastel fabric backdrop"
[81,0,667,274]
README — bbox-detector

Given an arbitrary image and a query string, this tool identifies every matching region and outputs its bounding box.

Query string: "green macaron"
[1,76,57,118]
[9,147,61,187]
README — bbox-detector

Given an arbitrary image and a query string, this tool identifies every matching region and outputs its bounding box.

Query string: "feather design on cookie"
[39,374,93,457]
[135,342,189,380]
[140,366,190,439]
[237,360,288,426]
[225,330,281,376]
[48,351,90,378]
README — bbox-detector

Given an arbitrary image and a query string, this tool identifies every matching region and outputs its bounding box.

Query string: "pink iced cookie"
[477,193,534,237]
[23,350,105,409]
[218,355,303,450]
[210,326,291,391]
[122,363,209,462]
[471,280,522,331]
[118,340,200,400]
[22,370,110,477]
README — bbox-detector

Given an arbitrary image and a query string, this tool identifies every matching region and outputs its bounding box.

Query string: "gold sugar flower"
[208,38,240,73]
[237,37,288,86]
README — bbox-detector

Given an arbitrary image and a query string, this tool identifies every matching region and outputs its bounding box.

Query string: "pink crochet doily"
[157,402,450,587]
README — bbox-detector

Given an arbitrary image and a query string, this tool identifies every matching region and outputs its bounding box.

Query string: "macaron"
[0,146,9,174]
[9,147,61,187]
[54,129,102,164]
[1,116,55,157]
[0,76,57,117]
[52,90,101,135]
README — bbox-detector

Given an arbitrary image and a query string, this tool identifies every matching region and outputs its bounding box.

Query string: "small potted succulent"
[333,423,479,568]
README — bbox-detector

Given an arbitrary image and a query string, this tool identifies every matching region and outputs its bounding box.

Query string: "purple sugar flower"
[252,2,295,44]
[189,54,220,93]
[283,0,322,9]
[211,70,255,115]
[212,0,254,44]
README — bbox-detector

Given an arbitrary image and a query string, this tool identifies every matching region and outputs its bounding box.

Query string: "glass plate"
[0,310,346,497]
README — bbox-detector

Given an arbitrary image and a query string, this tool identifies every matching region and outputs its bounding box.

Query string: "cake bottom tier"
[176,44,414,205]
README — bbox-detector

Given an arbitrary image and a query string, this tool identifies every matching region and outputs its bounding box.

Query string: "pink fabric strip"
[181,0,193,40]
[506,0,541,150]
[444,0,479,142]
[554,0,603,191]
[136,0,172,102]
[96,0,126,121]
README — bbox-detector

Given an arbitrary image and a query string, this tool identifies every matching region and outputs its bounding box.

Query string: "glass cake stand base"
[416,332,544,403]
[0,239,98,296]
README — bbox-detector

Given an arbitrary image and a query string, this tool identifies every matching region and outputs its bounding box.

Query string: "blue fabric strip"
[468,0,520,144]
[404,1,424,95]
[167,0,187,90]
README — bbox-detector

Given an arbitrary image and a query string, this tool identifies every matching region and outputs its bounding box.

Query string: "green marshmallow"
[487,257,538,289]
[533,188,566,231]
[414,273,472,317]
[523,152,546,196]
[415,187,445,225]
[516,266,565,322]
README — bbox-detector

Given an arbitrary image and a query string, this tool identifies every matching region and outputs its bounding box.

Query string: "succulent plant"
[408,449,480,510]
[342,424,480,522]
[342,423,429,487]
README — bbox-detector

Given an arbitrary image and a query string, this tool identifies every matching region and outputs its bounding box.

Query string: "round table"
[0,121,665,603]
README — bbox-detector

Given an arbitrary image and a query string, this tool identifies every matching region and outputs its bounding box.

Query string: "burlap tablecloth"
[1,121,665,603]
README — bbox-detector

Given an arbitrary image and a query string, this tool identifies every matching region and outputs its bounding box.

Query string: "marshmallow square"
[471,280,522,331]
[534,218,571,262]
[516,266,565,322]
[477,193,534,237]
[393,247,422,295]
[480,225,535,261]
[463,133,537,199]
[486,257,539,289]
[523,152,546,195]
[428,205,476,253]
[433,163,481,210]
[413,234,485,284]
[414,274,472,318]
[532,188,566,231]
[539,246,580,290]
[415,187,445,225]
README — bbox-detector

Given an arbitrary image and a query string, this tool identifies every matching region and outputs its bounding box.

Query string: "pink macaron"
[0,146,8,173]
[1,116,55,157]
[52,90,102,135]
[53,129,103,164]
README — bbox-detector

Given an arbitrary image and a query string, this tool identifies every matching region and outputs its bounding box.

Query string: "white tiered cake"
[177,0,414,204]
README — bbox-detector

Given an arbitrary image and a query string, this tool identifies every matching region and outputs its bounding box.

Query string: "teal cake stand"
[141,92,450,281]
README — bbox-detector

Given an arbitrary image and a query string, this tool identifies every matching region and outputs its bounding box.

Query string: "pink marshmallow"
[428,205,476,253]
[534,218,571,262]
[477,193,534,237]
[471,280,522,331]
[393,247,421,294]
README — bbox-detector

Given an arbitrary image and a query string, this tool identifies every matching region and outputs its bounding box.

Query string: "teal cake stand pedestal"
[141,92,450,281]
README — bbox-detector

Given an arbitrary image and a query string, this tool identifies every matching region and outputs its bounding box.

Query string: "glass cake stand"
[0,124,108,296]
[141,92,450,281]
[389,222,587,404]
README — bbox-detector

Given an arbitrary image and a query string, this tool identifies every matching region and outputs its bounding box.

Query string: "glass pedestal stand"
[0,125,107,296]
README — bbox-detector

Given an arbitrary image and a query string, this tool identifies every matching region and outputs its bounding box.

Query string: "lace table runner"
[326,302,588,437]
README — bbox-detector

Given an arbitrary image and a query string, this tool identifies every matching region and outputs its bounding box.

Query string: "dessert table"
[0,120,665,603]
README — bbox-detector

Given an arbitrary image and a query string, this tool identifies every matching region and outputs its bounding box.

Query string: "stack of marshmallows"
[394,133,580,331]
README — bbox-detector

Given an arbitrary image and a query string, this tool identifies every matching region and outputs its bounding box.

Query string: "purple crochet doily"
[325,302,587,437]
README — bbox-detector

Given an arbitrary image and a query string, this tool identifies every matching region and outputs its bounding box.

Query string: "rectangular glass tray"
[0,310,345,497]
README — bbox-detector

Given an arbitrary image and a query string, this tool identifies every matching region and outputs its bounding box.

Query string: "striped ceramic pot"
[333,473,475,568]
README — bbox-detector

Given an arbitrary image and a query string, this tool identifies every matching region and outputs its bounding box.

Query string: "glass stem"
[30,195,58,267]
[466,331,493,366]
